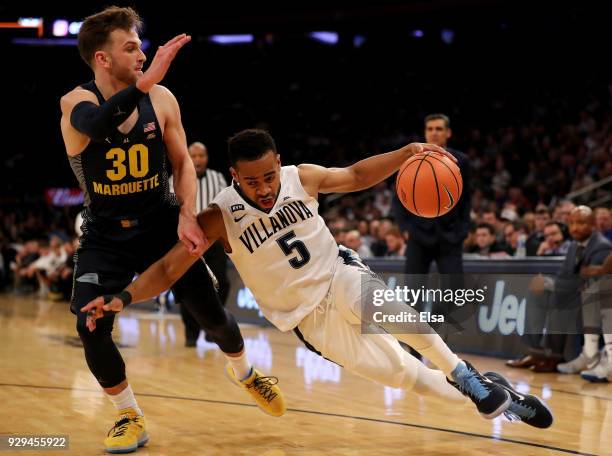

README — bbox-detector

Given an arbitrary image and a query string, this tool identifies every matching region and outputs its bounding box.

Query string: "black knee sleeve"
[76,318,126,388]
[172,260,244,354]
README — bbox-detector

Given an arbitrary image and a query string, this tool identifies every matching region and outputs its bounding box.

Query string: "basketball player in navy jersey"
[84,130,553,429]
[60,8,284,454]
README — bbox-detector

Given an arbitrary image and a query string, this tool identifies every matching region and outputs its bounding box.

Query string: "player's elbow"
[346,166,369,192]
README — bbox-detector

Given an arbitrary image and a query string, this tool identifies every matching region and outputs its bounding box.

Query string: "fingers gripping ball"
[396,152,463,218]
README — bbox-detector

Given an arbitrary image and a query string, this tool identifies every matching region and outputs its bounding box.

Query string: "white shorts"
[296,252,420,390]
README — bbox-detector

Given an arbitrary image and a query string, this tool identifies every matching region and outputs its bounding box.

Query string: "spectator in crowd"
[47,238,79,301]
[362,219,379,250]
[553,200,576,225]
[526,206,551,256]
[10,239,40,292]
[331,227,347,246]
[536,221,571,256]
[594,207,612,242]
[28,235,67,298]
[503,221,529,256]
[384,227,406,258]
[370,218,394,257]
[555,207,612,380]
[465,223,508,257]
[481,210,505,242]
[509,206,612,373]
[344,229,373,258]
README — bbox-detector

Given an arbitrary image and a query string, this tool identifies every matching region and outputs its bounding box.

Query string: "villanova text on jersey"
[238,201,314,254]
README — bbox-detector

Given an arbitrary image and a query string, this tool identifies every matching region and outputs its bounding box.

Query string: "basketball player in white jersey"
[83,129,553,428]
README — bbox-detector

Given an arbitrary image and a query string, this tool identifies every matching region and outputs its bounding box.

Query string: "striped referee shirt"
[169,169,228,213]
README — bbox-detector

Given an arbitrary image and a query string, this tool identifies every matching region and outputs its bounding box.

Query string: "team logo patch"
[230,204,245,213]
[146,133,156,140]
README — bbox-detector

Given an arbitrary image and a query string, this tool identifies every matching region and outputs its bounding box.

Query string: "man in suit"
[392,114,471,341]
[556,206,612,380]
[508,206,612,372]
[393,114,471,275]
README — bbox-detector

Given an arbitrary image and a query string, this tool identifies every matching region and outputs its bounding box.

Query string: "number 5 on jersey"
[276,230,311,269]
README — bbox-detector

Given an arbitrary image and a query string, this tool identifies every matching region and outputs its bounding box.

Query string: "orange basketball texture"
[395,153,463,218]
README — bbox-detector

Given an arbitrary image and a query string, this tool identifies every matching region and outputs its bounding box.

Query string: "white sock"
[584,334,600,358]
[225,351,252,381]
[412,362,468,404]
[107,385,143,416]
[397,333,462,377]
[603,334,612,359]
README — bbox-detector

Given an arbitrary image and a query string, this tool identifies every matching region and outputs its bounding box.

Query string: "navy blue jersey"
[69,81,176,224]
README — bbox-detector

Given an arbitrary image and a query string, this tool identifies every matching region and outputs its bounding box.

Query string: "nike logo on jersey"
[234,214,246,222]
[283,196,291,201]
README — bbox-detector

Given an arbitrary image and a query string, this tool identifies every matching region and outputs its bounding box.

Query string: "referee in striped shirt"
[170,141,230,346]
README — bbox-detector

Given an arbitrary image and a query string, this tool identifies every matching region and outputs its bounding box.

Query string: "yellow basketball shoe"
[103,408,149,454]
[226,365,286,417]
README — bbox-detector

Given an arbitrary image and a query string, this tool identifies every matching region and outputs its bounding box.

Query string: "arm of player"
[59,34,191,154]
[80,206,225,331]
[298,143,456,195]
[160,87,205,256]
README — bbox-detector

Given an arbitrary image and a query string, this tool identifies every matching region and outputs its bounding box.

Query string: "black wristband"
[103,290,133,309]
[118,290,132,307]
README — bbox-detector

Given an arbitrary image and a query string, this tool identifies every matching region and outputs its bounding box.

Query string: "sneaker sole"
[485,372,554,428]
[105,443,138,454]
[104,432,148,454]
[479,390,511,419]
[581,373,609,383]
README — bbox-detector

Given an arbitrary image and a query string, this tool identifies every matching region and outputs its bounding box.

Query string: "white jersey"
[212,166,339,331]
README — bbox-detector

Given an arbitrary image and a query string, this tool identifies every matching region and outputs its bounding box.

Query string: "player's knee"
[75,316,113,340]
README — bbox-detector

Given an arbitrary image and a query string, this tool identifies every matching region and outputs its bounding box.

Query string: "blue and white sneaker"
[447,360,511,419]
[485,371,554,428]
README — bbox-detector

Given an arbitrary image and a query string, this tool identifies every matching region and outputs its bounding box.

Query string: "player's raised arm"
[298,142,456,195]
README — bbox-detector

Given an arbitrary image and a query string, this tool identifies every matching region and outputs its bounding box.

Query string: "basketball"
[395,152,463,218]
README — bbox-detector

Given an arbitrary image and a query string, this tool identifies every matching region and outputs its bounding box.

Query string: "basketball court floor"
[0,295,609,455]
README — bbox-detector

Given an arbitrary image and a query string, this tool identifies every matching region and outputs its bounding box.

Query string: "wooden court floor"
[0,295,609,455]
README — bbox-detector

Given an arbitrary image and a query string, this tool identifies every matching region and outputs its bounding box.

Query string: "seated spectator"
[503,221,529,256]
[553,200,576,225]
[481,209,505,243]
[384,227,406,258]
[594,207,612,242]
[465,223,508,257]
[526,206,551,256]
[28,236,67,298]
[344,229,373,258]
[48,237,78,301]
[10,239,40,292]
[536,221,571,256]
[371,219,394,257]
[330,227,347,246]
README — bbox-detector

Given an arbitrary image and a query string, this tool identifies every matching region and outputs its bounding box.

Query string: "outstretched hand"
[80,296,125,332]
[407,142,458,163]
[137,34,192,92]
